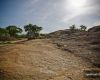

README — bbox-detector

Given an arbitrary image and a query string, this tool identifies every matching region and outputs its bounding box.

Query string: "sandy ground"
[0,39,93,80]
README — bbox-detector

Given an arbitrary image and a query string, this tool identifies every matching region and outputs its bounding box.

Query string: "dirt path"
[0,39,92,80]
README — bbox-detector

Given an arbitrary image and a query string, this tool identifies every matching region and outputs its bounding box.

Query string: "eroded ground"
[0,39,93,80]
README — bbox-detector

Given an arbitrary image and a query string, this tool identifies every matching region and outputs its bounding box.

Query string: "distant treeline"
[69,24,87,33]
[0,24,87,41]
[0,24,42,41]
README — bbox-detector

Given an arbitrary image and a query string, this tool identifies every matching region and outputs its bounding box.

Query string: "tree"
[24,24,42,40]
[0,28,8,36]
[69,25,76,33]
[0,28,10,41]
[6,25,22,37]
[80,25,87,31]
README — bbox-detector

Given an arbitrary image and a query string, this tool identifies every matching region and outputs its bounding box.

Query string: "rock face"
[48,26,100,68]
[87,26,100,53]
[88,25,100,32]
[87,26,100,44]
[46,29,70,38]
[87,26,100,67]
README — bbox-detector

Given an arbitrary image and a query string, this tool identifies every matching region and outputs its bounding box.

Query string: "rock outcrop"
[48,26,100,68]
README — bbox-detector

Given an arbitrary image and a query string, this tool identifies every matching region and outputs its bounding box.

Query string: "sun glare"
[67,0,87,10]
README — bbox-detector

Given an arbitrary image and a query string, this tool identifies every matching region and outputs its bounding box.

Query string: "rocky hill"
[48,25,100,68]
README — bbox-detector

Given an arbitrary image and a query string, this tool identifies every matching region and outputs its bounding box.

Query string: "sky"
[0,0,100,33]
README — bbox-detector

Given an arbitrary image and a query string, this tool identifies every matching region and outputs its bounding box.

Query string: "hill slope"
[47,26,100,67]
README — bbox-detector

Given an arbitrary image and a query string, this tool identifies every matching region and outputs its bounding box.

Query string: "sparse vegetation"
[6,25,23,37]
[0,24,43,42]
[0,28,10,41]
[69,24,76,33]
[69,24,87,33]
[24,24,42,40]
[0,24,88,41]
[80,25,87,31]
[0,26,23,41]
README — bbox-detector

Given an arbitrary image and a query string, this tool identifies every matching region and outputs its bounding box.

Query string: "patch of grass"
[0,41,11,44]
[0,39,27,46]
[0,41,12,46]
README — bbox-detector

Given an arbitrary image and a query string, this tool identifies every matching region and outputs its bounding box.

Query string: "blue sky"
[0,0,100,33]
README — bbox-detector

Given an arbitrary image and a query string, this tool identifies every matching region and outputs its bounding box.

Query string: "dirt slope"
[0,39,93,80]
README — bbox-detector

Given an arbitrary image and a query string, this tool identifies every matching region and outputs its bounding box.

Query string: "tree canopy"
[6,25,22,37]
[69,25,76,33]
[80,25,87,31]
[24,24,42,40]
[0,28,9,36]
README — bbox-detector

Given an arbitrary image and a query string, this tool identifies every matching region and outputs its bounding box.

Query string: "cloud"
[93,20,100,26]
[61,0,100,24]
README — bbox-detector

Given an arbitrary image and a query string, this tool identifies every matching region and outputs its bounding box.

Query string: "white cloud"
[61,2,100,23]
[93,20,100,26]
